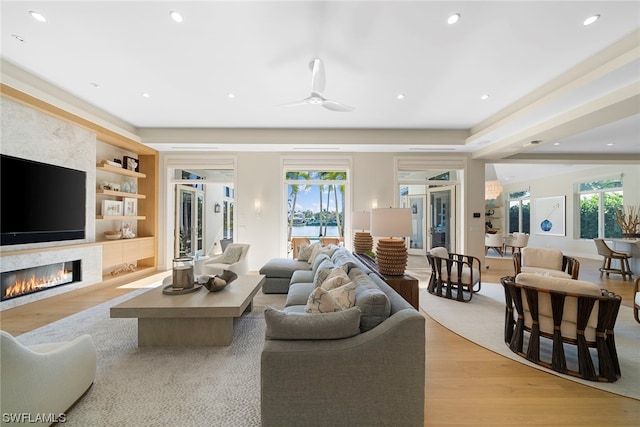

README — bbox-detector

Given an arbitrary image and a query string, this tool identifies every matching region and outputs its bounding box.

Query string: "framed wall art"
[534,196,565,236]
[102,200,123,216]
[123,197,138,216]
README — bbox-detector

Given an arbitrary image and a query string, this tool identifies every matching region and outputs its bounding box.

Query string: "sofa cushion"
[521,247,563,270]
[430,246,449,259]
[264,306,361,340]
[290,269,314,285]
[319,267,351,290]
[515,273,601,340]
[305,282,357,313]
[331,248,359,272]
[311,253,330,272]
[438,265,481,285]
[286,283,315,307]
[259,259,311,278]
[348,269,391,332]
[313,258,336,287]
[520,267,572,279]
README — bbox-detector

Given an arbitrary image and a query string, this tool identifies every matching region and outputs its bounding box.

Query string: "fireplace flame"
[4,269,72,298]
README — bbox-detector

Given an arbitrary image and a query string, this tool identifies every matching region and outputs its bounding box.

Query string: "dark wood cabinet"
[353,253,420,310]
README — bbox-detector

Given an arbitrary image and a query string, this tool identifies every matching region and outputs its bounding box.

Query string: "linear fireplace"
[1,260,81,301]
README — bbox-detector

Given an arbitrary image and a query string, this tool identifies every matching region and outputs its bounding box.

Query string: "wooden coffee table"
[110,274,265,347]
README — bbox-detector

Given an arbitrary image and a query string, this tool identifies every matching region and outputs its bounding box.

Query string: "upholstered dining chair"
[634,277,640,324]
[289,237,311,259]
[320,237,342,247]
[505,232,529,254]
[594,238,634,280]
[485,233,504,256]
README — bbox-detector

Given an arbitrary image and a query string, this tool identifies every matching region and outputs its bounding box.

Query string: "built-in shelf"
[96,189,146,199]
[96,163,146,178]
[96,215,146,221]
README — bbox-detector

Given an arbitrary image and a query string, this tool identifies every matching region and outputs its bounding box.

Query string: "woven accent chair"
[594,238,634,280]
[513,247,580,279]
[500,274,621,382]
[426,247,481,302]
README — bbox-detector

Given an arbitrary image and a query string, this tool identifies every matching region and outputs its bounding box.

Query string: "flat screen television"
[1,154,86,245]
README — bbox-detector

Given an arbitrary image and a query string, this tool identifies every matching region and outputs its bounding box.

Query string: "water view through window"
[286,171,346,240]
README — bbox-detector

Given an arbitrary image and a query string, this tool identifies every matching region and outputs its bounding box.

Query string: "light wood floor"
[1,256,639,426]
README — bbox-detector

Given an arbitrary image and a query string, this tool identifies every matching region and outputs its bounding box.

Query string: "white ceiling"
[1,1,639,178]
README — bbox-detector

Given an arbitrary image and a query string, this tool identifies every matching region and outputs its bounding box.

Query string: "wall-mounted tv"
[1,154,86,245]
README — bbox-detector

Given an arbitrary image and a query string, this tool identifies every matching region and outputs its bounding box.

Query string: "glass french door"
[427,186,456,252]
[401,195,426,255]
[175,185,204,257]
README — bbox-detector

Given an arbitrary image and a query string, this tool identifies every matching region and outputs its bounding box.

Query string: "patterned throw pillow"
[305,282,357,313]
[314,265,348,288]
[320,267,351,290]
[297,244,313,261]
[308,243,324,265]
[220,246,243,264]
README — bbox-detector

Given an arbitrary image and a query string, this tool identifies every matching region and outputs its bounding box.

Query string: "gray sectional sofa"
[260,247,425,427]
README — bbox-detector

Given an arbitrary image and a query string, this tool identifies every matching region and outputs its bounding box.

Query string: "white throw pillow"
[320,267,351,290]
[220,246,243,264]
[305,282,357,313]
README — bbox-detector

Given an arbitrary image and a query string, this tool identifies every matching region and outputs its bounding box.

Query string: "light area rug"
[15,279,287,426]
[419,282,640,400]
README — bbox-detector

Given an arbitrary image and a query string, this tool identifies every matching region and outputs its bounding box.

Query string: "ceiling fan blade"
[322,100,354,112]
[310,58,326,95]
[279,99,310,108]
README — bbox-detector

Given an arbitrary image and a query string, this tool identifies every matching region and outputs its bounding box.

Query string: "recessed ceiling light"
[141,92,151,98]
[11,34,25,42]
[583,14,600,26]
[607,143,614,146]
[553,142,560,146]
[29,11,47,23]
[397,93,405,100]
[480,94,490,100]
[169,11,183,23]
[447,13,461,25]
[227,93,236,99]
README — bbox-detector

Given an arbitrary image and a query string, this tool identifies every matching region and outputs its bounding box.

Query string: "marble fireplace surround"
[1,98,102,310]
[0,245,102,310]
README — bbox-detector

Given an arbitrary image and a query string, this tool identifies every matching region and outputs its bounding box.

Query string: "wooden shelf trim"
[96,189,146,199]
[96,163,146,178]
[96,215,146,220]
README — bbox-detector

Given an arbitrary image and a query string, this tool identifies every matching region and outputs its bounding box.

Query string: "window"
[507,191,530,234]
[285,170,347,241]
[577,178,623,239]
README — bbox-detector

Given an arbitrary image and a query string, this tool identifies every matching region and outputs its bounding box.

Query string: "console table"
[353,253,419,309]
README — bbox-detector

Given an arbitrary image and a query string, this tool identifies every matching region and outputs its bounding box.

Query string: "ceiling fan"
[281,58,354,112]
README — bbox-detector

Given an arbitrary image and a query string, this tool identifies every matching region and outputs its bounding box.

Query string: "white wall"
[501,164,640,259]
[157,151,487,272]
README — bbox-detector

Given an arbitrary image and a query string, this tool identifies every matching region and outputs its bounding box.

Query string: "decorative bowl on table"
[104,231,122,240]
[202,270,238,292]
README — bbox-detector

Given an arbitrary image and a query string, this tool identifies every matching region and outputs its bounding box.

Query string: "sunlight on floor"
[117,271,170,289]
